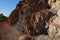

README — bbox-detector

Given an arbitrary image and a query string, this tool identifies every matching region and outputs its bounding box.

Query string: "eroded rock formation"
[17,0,51,35]
[45,0,60,38]
[1,0,60,40]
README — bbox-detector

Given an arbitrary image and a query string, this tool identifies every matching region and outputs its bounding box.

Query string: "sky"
[0,0,20,17]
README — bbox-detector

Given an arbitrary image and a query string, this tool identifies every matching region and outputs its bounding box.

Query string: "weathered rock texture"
[0,0,60,40]
[48,0,60,9]
[17,0,51,35]
[46,9,60,38]
[45,0,60,38]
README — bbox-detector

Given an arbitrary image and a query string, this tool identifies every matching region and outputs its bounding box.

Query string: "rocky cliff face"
[6,0,51,35]
[1,0,60,40]
[16,0,52,35]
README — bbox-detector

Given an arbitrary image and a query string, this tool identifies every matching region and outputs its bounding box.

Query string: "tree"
[0,13,7,22]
